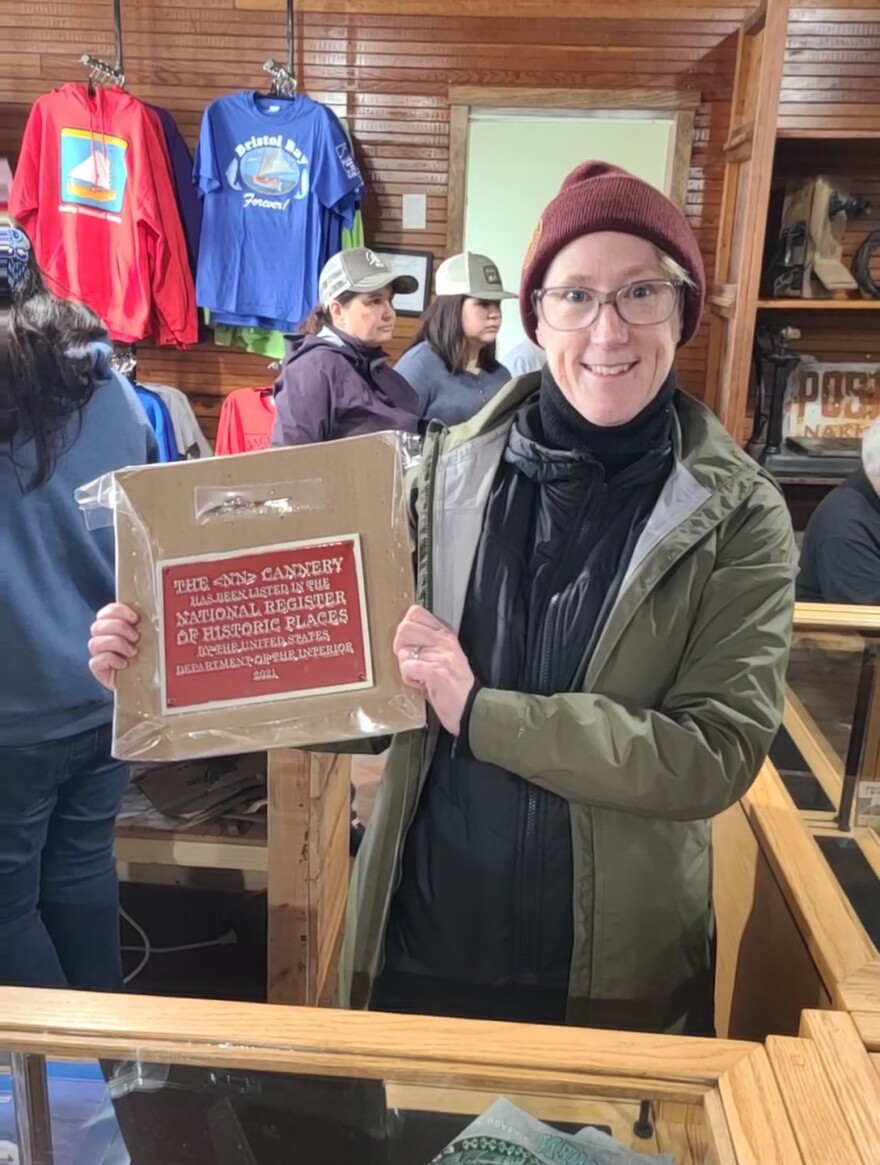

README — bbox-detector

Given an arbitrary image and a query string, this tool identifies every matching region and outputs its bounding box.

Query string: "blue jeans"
[0,723,128,990]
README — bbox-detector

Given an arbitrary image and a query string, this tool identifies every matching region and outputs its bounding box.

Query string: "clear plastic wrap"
[77,431,425,763]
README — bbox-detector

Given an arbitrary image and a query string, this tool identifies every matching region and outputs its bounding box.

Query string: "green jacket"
[339,373,796,1032]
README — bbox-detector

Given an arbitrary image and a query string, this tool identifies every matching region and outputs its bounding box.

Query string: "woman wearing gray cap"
[88,165,796,1035]
[394,251,515,426]
[270,246,421,854]
[270,246,421,447]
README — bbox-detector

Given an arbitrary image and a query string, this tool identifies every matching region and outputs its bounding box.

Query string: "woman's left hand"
[394,605,475,737]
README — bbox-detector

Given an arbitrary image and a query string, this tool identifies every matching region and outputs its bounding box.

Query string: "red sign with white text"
[158,536,372,713]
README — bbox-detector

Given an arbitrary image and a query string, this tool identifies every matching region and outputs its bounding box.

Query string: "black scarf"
[537,366,676,478]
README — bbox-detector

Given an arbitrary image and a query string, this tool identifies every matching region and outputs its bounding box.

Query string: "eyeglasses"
[533,279,683,332]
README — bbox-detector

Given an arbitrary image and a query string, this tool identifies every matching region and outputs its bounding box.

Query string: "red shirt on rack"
[10,83,197,346]
[215,387,277,455]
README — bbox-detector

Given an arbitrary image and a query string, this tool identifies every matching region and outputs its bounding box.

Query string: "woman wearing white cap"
[271,246,421,448]
[395,252,516,427]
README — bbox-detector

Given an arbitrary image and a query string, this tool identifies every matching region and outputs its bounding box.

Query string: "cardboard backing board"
[111,432,424,762]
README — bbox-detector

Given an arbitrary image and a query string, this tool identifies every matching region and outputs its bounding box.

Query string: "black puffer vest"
[382,372,675,1005]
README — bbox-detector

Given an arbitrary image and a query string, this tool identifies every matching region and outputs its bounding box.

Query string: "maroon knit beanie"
[520,161,706,347]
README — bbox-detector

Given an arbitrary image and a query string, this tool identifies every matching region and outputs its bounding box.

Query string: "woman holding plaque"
[89,164,796,1035]
[0,215,156,990]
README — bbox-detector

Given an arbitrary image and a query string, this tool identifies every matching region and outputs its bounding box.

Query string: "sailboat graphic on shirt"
[67,149,114,201]
[251,147,298,192]
[60,128,129,215]
[236,144,304,198]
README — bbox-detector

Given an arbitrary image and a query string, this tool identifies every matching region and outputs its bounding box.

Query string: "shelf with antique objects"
[0,985,807,1165]
[714,603,880,1052]
[706,0,880,483]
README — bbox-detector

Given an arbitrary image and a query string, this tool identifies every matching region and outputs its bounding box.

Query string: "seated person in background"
[796,420,880,605]
[502,335,547,377]
[394,251,515,426]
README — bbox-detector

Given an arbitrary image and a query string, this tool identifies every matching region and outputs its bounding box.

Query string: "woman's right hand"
[88,603,140,691]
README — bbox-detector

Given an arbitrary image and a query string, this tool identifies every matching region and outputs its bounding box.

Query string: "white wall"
[463,112,674,362]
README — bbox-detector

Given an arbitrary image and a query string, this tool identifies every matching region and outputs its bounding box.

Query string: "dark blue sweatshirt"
[0,343,158,746]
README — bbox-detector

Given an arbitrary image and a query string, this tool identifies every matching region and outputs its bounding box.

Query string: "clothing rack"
[81,55,125,89]
[81,0,125,88]
[262,0,296,96]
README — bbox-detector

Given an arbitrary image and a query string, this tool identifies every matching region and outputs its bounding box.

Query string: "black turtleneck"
[537,366,675,478]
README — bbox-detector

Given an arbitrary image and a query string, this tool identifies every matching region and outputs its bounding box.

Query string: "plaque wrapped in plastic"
[78,431,425,762]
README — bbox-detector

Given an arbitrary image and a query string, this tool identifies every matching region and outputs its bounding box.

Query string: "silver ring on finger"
[410,647,421,660]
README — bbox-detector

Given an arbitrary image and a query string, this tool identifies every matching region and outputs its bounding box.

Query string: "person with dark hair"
[0,214,157,990]
[394,251,515,426]
[270,247,421,447]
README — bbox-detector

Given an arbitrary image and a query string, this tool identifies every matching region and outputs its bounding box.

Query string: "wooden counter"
[714,759,880,1049]
[115,748,351,1007]
[0,986,804,1165]
[768,1009,880,1165]
[714,604,880,1051]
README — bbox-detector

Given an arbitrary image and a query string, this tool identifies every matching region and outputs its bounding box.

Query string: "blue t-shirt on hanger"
[134,385,179,462]
[194,92,365,331]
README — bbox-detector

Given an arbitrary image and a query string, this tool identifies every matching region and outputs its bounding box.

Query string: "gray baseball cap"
[435,251,516,300]
[318,247,418,308]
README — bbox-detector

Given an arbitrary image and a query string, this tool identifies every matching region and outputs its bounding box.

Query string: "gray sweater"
[393,341,511,427]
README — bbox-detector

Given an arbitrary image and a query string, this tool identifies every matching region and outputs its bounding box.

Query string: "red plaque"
[157,535,372,713]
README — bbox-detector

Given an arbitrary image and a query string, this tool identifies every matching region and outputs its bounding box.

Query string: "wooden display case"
[0,987,805,1165]
[714,603,880,1051]
[767,1008,880,1165]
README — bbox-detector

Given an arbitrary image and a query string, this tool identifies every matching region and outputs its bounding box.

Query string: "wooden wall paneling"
[7,0,848,427]
[779,6,880,136]
[445,103,469,259]
[670,110,698,209]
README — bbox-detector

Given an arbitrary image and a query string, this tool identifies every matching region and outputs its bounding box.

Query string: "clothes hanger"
[261,0,297,99]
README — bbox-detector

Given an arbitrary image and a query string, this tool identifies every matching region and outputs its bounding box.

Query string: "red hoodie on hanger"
[10,83,197,346]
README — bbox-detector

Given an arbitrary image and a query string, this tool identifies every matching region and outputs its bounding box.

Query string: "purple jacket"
[147,103,202,275]
[270,327,420,447]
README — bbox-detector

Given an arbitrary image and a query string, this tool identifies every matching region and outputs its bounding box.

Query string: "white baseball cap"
[435,252,516,300]
[319,247,418,308]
